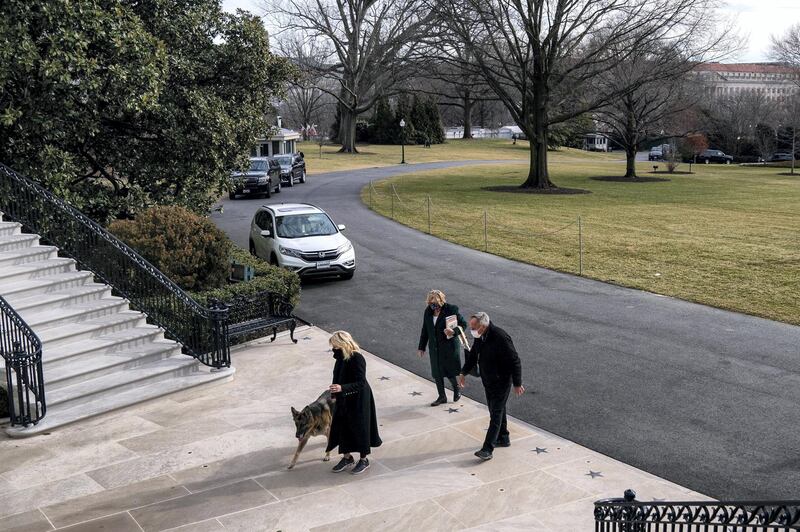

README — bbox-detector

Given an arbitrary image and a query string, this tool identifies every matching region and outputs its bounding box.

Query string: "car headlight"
[279,246,303,258]
[337,241,353,254]
[258,175,269,184]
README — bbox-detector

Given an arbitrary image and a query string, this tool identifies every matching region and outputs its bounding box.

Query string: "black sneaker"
[453,390,461,402]
[494,440,511,448]
[332,456,355,473]
[474,449,493,461]
[430,397,447,407]
[351,458,370,475]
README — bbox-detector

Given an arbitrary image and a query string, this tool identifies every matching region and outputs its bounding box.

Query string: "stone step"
[0,221,22,237]
[38,311,147,349]
[4,284,111,314]
[0,245,58,268]
[0,257,76,285]
[18,297,129,331]
[45,340,182,390]
[46,355,204,408]
[43,325,165,366]
[0,271,93,299]
[6,365,236,437]
[0,233,39,252]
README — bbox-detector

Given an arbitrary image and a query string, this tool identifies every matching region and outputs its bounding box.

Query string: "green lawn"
[298,139,616,173]
[362,161,800,325]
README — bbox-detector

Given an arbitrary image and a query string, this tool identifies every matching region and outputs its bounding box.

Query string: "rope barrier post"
[483,210,488,252]
[578,215,583,275]
[427,195,431,234]
[391,184,395,219]
[369,181,373,209]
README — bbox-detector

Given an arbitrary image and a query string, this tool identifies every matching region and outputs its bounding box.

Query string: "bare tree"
[266,0,433,153]
[705,90,778,159]
[432,0,732,189]
[594,47,707,178]
[771,24,800,71]
[278,37,335,139]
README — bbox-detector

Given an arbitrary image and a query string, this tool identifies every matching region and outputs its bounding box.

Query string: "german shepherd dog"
[289,390,336,470]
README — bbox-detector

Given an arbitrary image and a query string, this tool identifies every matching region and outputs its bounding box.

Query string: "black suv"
[697,149,733,164]
[272,153,307,187]
[229,157,282,199]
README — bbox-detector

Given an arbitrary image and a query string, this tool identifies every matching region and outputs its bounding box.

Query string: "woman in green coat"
[417,290,468,406]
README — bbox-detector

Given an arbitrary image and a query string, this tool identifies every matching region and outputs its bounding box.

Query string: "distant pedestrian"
[327,331,382,474]
[457,312,524,461]
[418,290,468,406]
[512,134,517,144]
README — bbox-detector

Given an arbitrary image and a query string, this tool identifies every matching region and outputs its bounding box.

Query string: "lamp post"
[399,119,406,164]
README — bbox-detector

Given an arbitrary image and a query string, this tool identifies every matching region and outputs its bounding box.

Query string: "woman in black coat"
[326,330,382,475]
[418,290,468,406]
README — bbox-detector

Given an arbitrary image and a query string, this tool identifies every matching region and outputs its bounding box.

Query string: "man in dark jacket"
[457,312,524,461]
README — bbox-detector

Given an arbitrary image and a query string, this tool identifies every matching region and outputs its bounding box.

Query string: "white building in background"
[693,63,800,101]
[497,125,524,139]
[251,117,301,157]
[583,133,611,152]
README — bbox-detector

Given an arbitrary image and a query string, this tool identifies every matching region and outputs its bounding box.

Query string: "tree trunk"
[338,108,358,153]
[520,94,555,188]
[625,146,637,178]
[462,93,473,139]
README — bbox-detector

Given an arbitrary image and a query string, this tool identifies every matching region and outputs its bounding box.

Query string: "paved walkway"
[0,327,708,532]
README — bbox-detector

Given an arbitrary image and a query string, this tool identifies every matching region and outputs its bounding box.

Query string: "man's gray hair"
[471,312,490,327]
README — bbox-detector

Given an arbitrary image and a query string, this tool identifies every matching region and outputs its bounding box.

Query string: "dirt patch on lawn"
[590,175,672,183]
[483,185,591,195]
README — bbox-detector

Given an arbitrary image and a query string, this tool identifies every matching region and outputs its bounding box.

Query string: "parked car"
[648,147,663,161]
[230,158,281,199]
[272,153,306,187]
[698,149,733,164]
[771,152,795,162]
[249,203,355,280]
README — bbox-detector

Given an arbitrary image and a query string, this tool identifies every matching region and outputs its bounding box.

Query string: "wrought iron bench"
[223,291,298,345]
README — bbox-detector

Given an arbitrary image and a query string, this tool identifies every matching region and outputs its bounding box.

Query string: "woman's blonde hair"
[426,290,446,306]
[329,330,360,360]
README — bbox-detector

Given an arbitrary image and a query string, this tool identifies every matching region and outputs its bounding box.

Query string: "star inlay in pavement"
[302,336,312,340]
[378,376,390,381]
[446,407,459,413]
[586,470,603,479]
[408,391,422,396]
[532,447,548,455]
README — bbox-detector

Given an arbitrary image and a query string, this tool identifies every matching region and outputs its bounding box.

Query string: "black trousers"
[435,376,459,400]
[482,381,511,452]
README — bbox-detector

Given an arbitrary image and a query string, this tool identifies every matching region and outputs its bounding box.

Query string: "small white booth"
[252,118,301,157]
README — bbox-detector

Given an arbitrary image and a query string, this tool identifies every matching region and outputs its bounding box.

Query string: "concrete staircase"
[0,215,235,437]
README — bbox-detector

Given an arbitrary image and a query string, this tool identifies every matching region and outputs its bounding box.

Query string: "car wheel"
[275,180,281,193]
[229,191,236,200]
[249,240,257,257]
[340,271,354,280]
[265,184,271,198]
[300,170,306,183]
[269,253,279,266]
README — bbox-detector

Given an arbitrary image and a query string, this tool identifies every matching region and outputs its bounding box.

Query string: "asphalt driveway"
[213,160,800,499]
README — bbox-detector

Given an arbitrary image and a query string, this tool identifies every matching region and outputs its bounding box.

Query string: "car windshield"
[276,213,337,238]
[274,156,292,166]
[249,160,268,172]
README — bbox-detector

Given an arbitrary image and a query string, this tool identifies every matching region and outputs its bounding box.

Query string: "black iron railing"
[0,163,230,369]
[0,296,46,426]
[595,490,800,531]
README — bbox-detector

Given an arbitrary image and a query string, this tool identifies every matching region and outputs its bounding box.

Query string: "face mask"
[429,303,440,311]
[470,329,481,339]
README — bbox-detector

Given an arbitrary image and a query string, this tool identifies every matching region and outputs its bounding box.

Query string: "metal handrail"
[0,163,230,369]
[595,490,800,531]
[0,296,46,426]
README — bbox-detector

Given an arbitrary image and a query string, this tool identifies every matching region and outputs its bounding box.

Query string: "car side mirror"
[337,224,346,231]
[260,229,272,238]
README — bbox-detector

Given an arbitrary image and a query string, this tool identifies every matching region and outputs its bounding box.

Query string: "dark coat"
[326,350,382,455]
[418,303,467,379]
[462,323,523,389]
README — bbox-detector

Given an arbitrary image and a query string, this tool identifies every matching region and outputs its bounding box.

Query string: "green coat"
[418,303,468,379]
